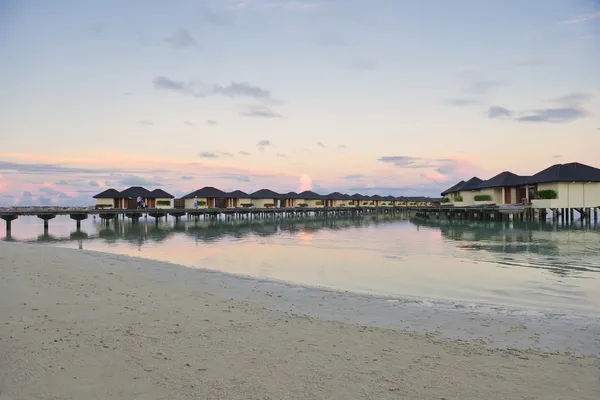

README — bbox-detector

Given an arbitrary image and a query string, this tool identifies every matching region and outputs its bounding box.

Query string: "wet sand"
[0,242,598,399]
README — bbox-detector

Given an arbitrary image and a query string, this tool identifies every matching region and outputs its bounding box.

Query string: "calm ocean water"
[2,214,599,316]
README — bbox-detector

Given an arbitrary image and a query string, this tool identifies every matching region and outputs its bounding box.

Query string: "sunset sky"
[1,0,599,206]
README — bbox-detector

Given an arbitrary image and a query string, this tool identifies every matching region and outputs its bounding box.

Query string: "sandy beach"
[0,242,598,399]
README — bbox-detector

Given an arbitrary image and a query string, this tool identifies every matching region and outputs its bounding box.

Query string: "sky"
[0,0,599,206]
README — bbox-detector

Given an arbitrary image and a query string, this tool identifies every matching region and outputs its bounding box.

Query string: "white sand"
[0,242,598,400]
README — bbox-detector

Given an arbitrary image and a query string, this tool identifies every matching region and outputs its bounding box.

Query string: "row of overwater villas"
[441,162,600,209]
[93,186,442,210]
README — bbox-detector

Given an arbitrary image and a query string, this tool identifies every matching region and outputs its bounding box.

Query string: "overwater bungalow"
[93,186,173,209]
[383,195,396,207]
[326,192,348,207]
[181,186,228,208]
[441,161,600,212]
[297,190,324,208]
[281,192,299,208]
[225,190,251,208]
[475,171,531,205]
[248,189,283,208]
[528,162,600,209]
[441,177,483,206]
[150,189,175,209]
[93,188,122,209]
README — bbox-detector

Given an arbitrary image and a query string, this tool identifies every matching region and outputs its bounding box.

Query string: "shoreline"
[1,242,599,399]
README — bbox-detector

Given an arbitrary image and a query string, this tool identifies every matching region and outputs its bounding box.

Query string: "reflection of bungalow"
[182,186,227,208]
[248,189,282,208]
[150,189,175,209]
[93,188,121,209]
[225,190,251,208]
[529,162,600,209]
[297,191,324,207]
[476,171,530,205]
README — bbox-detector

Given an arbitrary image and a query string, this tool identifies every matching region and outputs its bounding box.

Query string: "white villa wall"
[248,198,276,208]
[330,200,349,207]
[473,188,497,205]
[297,199,324,208]
[155,198,172,209]
[96,198,114,208]
[532,182,600,209]
[184,197,208,209]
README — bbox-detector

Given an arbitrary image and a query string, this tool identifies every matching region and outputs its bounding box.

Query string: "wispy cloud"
[153,76,275,101]
[239,151,251,156]
[119,175,162,186]
[486,92,593,123]
[515,108,589,123]
[559,12,600,25]
[241,105,282,118]
[337,144,347,150]
[198,152,220,158]
[257,140,272,147]
[213,82,272,100]
[165,28,198,49]
[316,141,325,148]
[184,121,194,127]
[486,106,512,119]
[206,120,219,126]
[197,151,234,158]
[139,120,154,127]
[181,175,194,180]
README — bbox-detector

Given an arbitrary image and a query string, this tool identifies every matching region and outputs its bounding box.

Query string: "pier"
[3,204,598,235]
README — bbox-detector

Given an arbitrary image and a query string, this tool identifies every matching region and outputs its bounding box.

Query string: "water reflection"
[2,214,599,313]
[411,217,600,277]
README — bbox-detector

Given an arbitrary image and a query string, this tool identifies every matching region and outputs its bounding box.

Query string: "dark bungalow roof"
[384,195,396,200]
[350,193,370,200]
[297,190,322,199]
[183,186,228,198]
[226,190,249,198]
[341,193,353,200]
[441,180,466,196]
[371,195,385,201]
[249,189,283,199]
[93,188,121,199]
[325,192,346,200]
[150,189,174,199]
[119,186,153,198]
[529,162,600,184]
[460,177,484,191]
[395,196,407,201]
[283,191,299,199]
[477,171,530,189]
